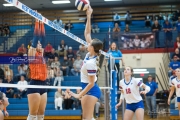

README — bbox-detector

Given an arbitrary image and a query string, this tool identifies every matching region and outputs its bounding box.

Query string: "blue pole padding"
[110,70,118,120]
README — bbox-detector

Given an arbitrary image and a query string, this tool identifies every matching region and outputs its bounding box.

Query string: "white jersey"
[119,77,143,104]
[171,78,180,97]
[81,53,97,83]
[134,39,140,47]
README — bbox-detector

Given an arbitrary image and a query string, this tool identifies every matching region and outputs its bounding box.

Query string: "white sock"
[37,115,44,120]
[27,114,37,120]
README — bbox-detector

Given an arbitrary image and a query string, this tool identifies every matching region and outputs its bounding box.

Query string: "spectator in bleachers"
[53,17,64,28]
[168,55,180,77]
[17,44,27,56]
[46,58,53,66]
[65,20,73,31]
[163,13,171,22]
[4,65,13,80]
[95,90,104,118]
[44,43,53,58]
[54,88,64,110]
[140,38,146,49]
[125,11,132,25]
[58,40,68,57]
[145,75,158,119]
[16,75,27,99]
[0,66,4,80]
[67,47,75,62]
[0,78,6,93]
[134,35,140,49]
[48,48,58,61]
[4,75,14,98]
[124,24,130,33]
[47,66,55,86]
[163,20,173,47]
[61,56,70,76]
[71,54,83,76]
[175,17,180,37]
[92,23,100,33]
[112,23,120,40]
[113,13,121,26]
[27,40,32,50]
[17,64,27,76]
[171,48,180,60]
[0,24,3,36]
[53,68,63,86]
[174,37,180,51]
[145,14,151,28]
[63,89,74,110]
[76,44,88,60]
[152,20,161,48]
[51,56,60,69]
[73,89,81,110]
[3,23,10,37]
[175,10,180,20]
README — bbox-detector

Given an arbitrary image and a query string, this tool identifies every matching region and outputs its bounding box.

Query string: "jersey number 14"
[126,88,131,94]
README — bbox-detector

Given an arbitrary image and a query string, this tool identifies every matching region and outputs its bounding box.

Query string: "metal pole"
[121,69,125,120]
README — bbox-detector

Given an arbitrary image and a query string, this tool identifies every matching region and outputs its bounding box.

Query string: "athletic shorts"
[126,101,144,112]
[27,79,47,95]
[81,82,101,99]
[177,97,180,102]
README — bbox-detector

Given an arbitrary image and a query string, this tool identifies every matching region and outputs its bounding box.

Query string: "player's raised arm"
[84,6,93,44]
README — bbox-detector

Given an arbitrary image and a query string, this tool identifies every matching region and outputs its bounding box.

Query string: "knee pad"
[27,114,37,120]
[37,115,44,120]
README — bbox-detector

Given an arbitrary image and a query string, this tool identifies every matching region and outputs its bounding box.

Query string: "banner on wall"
[116,32,155,50]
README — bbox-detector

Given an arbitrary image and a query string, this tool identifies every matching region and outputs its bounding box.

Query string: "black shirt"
[67,51,75,60]
[48,52,58,59]
[151,24,161,32]
[4,80,14,91]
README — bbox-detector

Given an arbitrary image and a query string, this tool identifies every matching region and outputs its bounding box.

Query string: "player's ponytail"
[96,52,101,76]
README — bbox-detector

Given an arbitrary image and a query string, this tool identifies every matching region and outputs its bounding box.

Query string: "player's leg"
[81,95,98,120]
[124,110,134,120]
[37,93,47,120]
[135,108,144,120]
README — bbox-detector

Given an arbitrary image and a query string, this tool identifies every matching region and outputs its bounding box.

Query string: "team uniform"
[119,77,144,112]
[81,52,101,99]
[171,78,180,102]
[27,52,47,95]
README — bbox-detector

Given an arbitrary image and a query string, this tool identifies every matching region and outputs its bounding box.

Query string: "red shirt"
[45,45,53,53]
[18,47,26,53]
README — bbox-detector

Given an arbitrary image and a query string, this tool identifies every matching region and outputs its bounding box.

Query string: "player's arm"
[84,6,93,44]
[168,85,175,100]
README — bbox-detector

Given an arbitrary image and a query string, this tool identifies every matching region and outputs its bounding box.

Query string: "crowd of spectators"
[0,23,10,37]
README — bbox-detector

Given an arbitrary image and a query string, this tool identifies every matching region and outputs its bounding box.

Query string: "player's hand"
[115,103,121,109]
[4,111,9,117]
[86,6,93,17]
[167,98,171,105]
[69,91,80,99]
[140,90,147,95]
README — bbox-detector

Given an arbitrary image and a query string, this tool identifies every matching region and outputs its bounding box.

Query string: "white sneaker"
[73,108,76,110]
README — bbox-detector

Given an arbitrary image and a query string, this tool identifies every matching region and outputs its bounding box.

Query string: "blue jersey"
[169,61,180,70]
[176,22,180,32]
[107,50,122,63]
[146,81,158,96]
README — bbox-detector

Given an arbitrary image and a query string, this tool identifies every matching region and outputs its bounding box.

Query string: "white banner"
[4,0,110,57]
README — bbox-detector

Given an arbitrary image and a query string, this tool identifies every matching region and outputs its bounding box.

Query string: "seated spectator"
[163,20,173,47]
[47,66,55,86]
[73,89,81,110]
[140,38,146,49]
[53,17,64,28]
[54,88,64,110]
[133,35,140,49]
[92,23,100,33]
[63,89,73,110]
[16,75,27,99]
[168,55,180,77]
[44,43,53,58]
[61,56,70,76]
[76,44,88,60]
[124,24,130,33]
[17,44,27,56]
[46,58,54,67]
[112,23,120,40]
[17,64,27,76]
[65,20,73,31]
[0,78,6,93]
[174,37,180,51]
[58,40,68,57]
[125,11,132,25]
[113,13,121,26]
[4,75,14,98]
[51,56,60,69]
[171,48,180,60]
[95,90,104,118]
[53,68,63,86]
[145,15,151,28]
[0,66,4,80]
[71,54,83,76]
[67,47,75,62]
[3,23,10,37]
[48,48,59,60]
[4,65,13,80]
